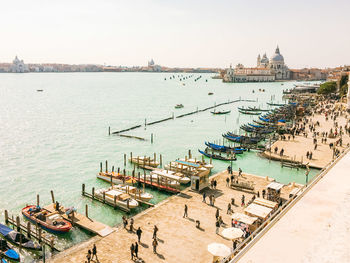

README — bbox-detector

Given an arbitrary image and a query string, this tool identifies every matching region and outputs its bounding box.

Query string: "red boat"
[22,205,72,234]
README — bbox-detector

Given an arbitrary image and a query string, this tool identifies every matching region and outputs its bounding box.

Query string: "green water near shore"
[0,73,318,259]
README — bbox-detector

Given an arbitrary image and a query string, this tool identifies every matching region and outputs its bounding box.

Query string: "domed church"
[257,46,290,80]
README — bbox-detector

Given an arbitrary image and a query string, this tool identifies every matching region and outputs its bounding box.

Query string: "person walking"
[91,244,98,262]
[215,220,220,234]
[130,243,135,260]
[241,195,245,207]
[215,208,219,220]
[129,218,134,232]
[209,194,213,206]
[136,227,142,243]
[202,192,206,203]
[226,177,230,187]
[183,204,188,218]
[134,242,139,258]
[212,195,216,206]
[213,180,217,189]
[122,216,128,229]
[86,250,92,263]
[153,225,158,239]
[152,238,158,254]
[238,168,242,177]
[227,203,231,214]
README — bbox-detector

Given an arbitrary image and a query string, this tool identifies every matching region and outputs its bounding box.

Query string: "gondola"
[0,224,41,251]
[266,102,286,106]
[211,110,231,115]
[0,239,20,262]
[198,149,237,161]
[238,110,261,115]
[22,205,72,234]
[248,107,270,112]
[205,142,244,154]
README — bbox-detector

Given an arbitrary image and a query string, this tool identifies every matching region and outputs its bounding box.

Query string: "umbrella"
[221,227,244,240]
[207,243,231,257]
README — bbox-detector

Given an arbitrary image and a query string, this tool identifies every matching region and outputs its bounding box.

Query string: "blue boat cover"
[5,249,20,260]
[278,119,286,123]
[175,160,200,168]
[259,117,270,122]
[0,224,12,236]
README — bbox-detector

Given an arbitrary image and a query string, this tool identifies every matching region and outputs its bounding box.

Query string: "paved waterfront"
[263,112,350,169]
[235,149,350,263]
[49,171,297,263]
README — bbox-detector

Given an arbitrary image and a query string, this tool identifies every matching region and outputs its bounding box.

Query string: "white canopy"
[244,203,273,219]
[253,198,278,209]
[207,243,231,257]
[221,227,244,240]
[267,182,284,191]
[231,212,258,225]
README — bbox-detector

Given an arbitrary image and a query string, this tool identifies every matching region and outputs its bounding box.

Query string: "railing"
[221,146,350,263]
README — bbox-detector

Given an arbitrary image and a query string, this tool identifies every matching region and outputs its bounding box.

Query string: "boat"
[0,224,41,251]
[198,149,237,161]
[177,158,214,171]
[211,110,231,115]
[238,110,261,115]
[165,160,211,178]
[0,239,20,262]
[22,205,72,234]
[208,92,213,95]
[109,184,153,202]
[175,104,184,109]
[36,89,43,92]
[129,156,159,168]
[205,142,244,154]
[248,107,270,112]
[97,172,135,185]
[266,102,286,106]
[150,170,189,184]
[94,188,139,209]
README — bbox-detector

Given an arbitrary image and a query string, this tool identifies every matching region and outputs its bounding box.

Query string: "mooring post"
[154,153,156,162]
[16,216,20,232]
[50,190,55,204]
[38,228,42,242]
[188,150,192,159]
[110,174,113,185]
[145,118,147,127]
[82,184,85,196]
[114,195,117,209]
[118,167,120,174]
[160,154,162,166]
[112,166,114,172]
[85,204,88,218]
[19,230,22,250]
[103,192,106,204]
[4,210,8,224]
[130,152,133,160]
[105,160,108,173]
[100,162,102,173]
[37,194,40,207]
[124,154,126,166]
[27,222,31,238]
[108,126,111,136]
[92,187,95,200]
[151,133,153,143]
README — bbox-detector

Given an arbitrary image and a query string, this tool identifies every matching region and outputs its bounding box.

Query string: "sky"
[0,0,349,68]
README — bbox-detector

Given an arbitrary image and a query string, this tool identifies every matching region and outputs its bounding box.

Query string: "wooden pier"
[4,210,59,251]
[43,203,114,237]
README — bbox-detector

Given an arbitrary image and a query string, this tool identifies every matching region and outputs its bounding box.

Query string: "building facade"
[10,56,29,73]
[223,46,290,82]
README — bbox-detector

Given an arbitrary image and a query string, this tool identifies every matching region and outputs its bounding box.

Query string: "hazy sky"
[0,0,349,68]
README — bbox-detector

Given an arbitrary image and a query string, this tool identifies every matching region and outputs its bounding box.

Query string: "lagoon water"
[0,73,318,257]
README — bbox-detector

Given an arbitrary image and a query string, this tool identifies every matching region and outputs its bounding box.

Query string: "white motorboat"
[95,188,139,209]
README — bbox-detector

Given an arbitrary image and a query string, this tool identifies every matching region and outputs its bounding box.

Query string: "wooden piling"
[85,204,89,218]
[50,190,55,204]
[82,184,85,196]
[130,152,133,160]
[37,194,40,207]
[188,150,192,159]
[108,126,111,136]
[103,192,106,204]
[27,222,31,238]
[154,153,156,162]
[38,228,42,242]
[4,210,8,224]
[16,216,20,232]
[92,187,95,200]
[100,162,102,173]
[151,133,153,143]
[105,160,108,173]
[114,195,117,209]
[112,166,114,172]
[124,154,126,166]
[160,154,162,166]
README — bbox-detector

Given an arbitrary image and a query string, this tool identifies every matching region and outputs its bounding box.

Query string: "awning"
[244,203,273,219]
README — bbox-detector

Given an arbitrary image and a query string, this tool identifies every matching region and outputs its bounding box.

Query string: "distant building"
[146,59,162,72]
[223,46,290,82]
[10,56,29,73]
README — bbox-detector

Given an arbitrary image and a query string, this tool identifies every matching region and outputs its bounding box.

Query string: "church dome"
[260,53,269,64]
[270,46,284,63]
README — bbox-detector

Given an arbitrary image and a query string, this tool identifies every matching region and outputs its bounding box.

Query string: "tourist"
[209,194,213,206]
[152,238,158,254]
[306,151,309,159]
[130,243,135,260]
[122,216,128,229]
[215,208,219,220]
[202,192,206,203]
[183,204,188,218]
[212,195,216,206]
[262,189,266,199]
[227,203,232,214]
[211,180,214,188]
[91,244,98,262]
[230,174,234,184]
[87,250,92,263]
[231,197,235,206]
[314,144,317,150]
[257,191,260,198]
[238,168,242,177]
[130,218,134,232]
[309,152,313,160]
[134,242,139,258]
[215,220,220,234]
[226,177,230,187]
[136,227,142,243]
[241,195,245,206]
[274,146,278,154]
[153,225,158,239]
[233,240,237,250]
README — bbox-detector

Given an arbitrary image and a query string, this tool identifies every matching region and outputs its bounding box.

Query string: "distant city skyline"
[0,0,349,68]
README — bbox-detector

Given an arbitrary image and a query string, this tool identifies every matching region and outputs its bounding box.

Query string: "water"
[0,73,318,258]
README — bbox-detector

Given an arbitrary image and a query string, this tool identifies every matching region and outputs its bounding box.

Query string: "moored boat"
[211,110,231,115]
[95,188,139,209]
[198,149,237,161]
[175,104,184,109]
[22,205,72,234]
[97,171,135,185]
[129,156,159,168]
[0,224,41,251]
[0,239,20,262]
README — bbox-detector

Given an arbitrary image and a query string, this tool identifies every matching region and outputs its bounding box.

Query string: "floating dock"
[43,203,114,237]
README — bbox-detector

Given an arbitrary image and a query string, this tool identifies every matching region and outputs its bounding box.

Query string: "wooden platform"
[43,203,114,237]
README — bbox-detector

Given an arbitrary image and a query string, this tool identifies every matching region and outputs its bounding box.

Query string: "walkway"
[235,149,350,263]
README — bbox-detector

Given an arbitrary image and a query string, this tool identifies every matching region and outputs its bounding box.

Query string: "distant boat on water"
[36,89,43,92]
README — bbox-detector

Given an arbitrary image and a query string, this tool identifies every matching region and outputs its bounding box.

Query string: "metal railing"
[220,146,350,263]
